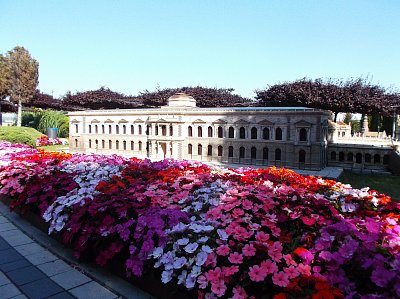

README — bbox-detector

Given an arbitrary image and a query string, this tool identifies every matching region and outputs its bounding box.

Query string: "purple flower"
[177,270,187,285]
[371,267,396,287]
[196,251,208,266]
[185,274,196,288]
[184,243,199,253]
[176,238,190,246]
[161,270,173,284]
[173,257,187,269]
[217,229,228,241]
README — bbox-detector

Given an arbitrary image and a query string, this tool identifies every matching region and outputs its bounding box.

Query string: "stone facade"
[69,93,330,170]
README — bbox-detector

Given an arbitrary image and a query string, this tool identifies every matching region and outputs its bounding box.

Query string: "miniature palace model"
[69,93,395,171]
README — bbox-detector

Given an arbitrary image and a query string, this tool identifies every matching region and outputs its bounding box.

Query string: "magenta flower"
[228,252,243,264]
[248,265,267,282]
[272,271,289,287]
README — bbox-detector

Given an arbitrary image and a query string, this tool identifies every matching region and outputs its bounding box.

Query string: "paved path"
[0,202,153,299]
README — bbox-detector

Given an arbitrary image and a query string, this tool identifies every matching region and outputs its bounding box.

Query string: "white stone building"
[69,93,330,170]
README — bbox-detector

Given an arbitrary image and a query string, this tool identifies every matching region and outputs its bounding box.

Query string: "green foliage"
[22,109,69,138]
[0,126,44,147]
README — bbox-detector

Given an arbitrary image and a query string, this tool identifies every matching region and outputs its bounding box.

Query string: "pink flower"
[241,199,253,210]
[242,244,256,257]
[255,231,270,243]
[272,271,289,287]
[204,252,217,267]
[206,267,223,283]
[228,252,243,264]
[283,266,299,279]
[283,254,297,266]
[211,280,227,297]
[297,263,311,276]
[197,275,208,289]
[268,249,283,262]
[248,265,267,282]
[232,208,244,218]
[216,245,230,256]
[232,285,247,299]
[260,259,278,274]
[222,265,239,277]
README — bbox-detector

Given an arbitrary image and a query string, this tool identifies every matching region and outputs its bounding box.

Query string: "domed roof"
[167,93,196,108]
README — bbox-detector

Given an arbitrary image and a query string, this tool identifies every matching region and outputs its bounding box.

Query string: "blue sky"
[1,0,399,99]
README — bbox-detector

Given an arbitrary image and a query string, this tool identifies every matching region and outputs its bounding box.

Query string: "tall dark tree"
[6,47,39,126]
[137,86,253,107]
[256,78,400,117]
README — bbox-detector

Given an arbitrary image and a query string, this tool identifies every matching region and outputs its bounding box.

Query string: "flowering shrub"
[36,135,68,147]
[0,141,399,298]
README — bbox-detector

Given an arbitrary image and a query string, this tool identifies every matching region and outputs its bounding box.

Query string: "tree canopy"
[5,46,39,125]
[255,78,400,116]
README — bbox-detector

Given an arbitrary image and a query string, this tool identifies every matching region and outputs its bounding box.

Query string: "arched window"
[109,140,112,149]
[347,152,353,162]
[95,125,98,134]
[275,128,282,140]
[374,154,381,164]
[131,125,134,134]
[75,139,78,147]
[198,144,202,155]
[138,125,142,135]
[116,140,119,150]
[218,126,223,138]
[131,141,134,150]
[239,147,245,159]
[218,146,223,156]
[251,147,257,159]
[95,139,98,148]
[109,125,112,134]
[275,148,281,161]
[263,128,270,140]
[102,140,105,149]
[356,153,362,164]
[198,127,203,137]
[155,126,159,135]
[207,145,212,156]
[263,147,269,160]
[299,128,307,142]
[89,139,92,148]
[102,125,105,134]
[75,125,79,134]
[170,125,173,136]
[138,141,142,151]
[208,126,213,138]
[383,155,389,165]
[339,152,345,161]
[162,125,167,136]
[228,127,234,138]
[188,144,193,155]
[116,125,119,134]
[147,125,151,135]
[228,146,234,157]
[123,125,126,134]
[331,151,336,160]
[251,127,257,139]
[123,141,127,150]
[239,127,245,139]
[188,126,193,137]
[365,153,371,163]
[299,150,306,163]
[88,125,92,134]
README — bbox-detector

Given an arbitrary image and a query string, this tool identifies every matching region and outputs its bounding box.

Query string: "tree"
[6,46,39,126]
[0,54,10,101]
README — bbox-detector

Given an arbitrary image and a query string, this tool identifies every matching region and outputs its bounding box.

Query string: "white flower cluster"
[43,161,123,233]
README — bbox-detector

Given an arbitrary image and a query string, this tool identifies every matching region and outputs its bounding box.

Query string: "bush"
[22,109,69,138]
[0,126,44,147]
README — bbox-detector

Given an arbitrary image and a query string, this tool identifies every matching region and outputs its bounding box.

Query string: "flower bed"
[0,141,399,299]
[36,135,68,147]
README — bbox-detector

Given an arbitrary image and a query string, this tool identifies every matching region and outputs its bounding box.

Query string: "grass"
[37,144,69,152]
[0,126,44,147]
[338,170,400,201]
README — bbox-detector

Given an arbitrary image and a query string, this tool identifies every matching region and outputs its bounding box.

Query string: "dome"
[167,93,196,108]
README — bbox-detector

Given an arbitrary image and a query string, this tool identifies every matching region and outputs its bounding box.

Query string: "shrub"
[0,127,44,147]
[22,109,69,138]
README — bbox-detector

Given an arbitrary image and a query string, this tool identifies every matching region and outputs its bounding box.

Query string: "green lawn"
[37,144,69,152]
[338,170,400,201]
[0,126,44,147]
